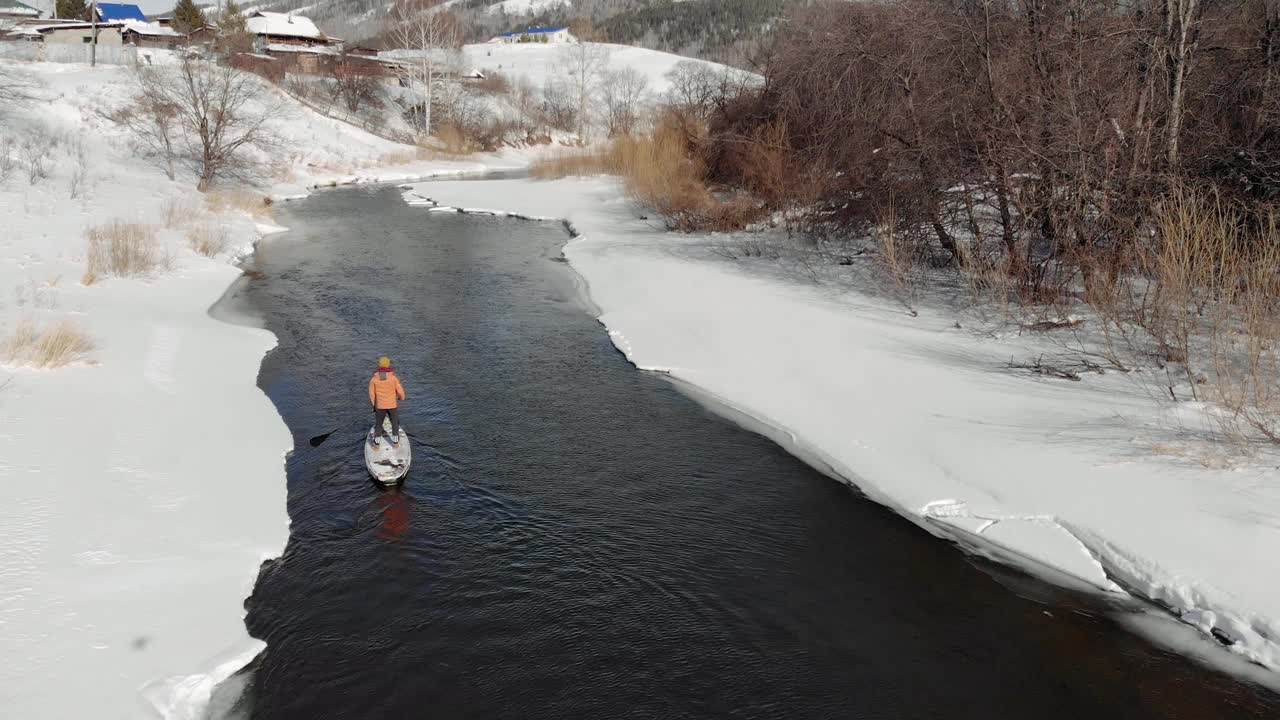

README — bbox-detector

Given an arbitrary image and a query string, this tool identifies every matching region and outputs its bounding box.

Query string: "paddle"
[308,426,343,447]
[308,416,417,447]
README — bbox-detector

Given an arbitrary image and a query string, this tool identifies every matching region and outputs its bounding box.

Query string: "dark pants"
[374,407,401,440]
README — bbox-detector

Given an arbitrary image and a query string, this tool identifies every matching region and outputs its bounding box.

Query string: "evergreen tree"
[55,0,87,21]
[171,0,206,34]
[216,0,254,54]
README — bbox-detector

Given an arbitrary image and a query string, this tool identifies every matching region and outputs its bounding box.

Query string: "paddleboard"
[364,417,410,485]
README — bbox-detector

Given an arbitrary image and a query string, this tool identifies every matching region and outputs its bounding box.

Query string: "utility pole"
[90,0,97,67]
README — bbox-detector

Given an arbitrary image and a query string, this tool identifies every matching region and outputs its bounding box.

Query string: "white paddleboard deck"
[364,418,410,484]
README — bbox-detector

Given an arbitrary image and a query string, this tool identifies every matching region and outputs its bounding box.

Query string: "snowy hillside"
[462,41,741,94]
[487,0,570,14]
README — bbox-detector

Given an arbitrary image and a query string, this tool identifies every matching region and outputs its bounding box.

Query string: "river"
[218,184,1280,719]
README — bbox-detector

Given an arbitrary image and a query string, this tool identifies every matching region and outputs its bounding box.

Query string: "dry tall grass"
[2,319,94,368]
[205,189,273,220]
[161,197,201,228]
[380,143,447,166]
[530,123,758,232]
[82,221,161,285]
[187,223,229,258]
[1093,186,1280,442]
[435,124,470,156]
[875,201,922,315]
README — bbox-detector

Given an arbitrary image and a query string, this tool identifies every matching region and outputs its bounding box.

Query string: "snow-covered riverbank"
[0,61,532,719]
[413,176,1280,677]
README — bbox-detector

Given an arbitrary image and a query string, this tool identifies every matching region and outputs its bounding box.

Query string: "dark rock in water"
[1210,627,1236,646]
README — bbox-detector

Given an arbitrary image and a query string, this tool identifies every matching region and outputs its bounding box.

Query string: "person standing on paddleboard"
[369,356,406,447]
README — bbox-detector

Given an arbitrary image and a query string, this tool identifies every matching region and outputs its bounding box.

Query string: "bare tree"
[556,39,611,140]
[387,0,463,138]
[329,51,383,114]
[0,65,39,113]
[113,72,180,180]
[507,75,541,134]
[540,79,578,133]
[130,57,284,190]
[602,66,649,136]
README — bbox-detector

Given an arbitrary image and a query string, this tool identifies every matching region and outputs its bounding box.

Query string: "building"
[17,18,179,47]
[245,11,335,50]
[491,26,573,44]
[120,20,181,48]
[34,21,124,44]
[92,2,147,22]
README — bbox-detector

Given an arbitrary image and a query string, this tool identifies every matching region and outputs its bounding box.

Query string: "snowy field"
[412,176,1280,680]
[0,60,528,719]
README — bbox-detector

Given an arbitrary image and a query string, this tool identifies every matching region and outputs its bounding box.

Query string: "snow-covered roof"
[0,0,41,17]
[94,3,146,22]
[497,25,568,37]
[246,11,323,40]
[122,20,180,37]
[29,21,124,32]
[264,42,336,55]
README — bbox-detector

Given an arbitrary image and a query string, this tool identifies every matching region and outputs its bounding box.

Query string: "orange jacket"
[369,370,406,409]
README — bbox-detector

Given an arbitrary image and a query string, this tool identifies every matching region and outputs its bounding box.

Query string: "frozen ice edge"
[401,190,1280,680]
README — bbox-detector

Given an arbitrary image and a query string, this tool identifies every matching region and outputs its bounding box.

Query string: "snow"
[245,11,324,41]
[409,176,1280,675]
[0,67,289,720]
[122,20,181,37]
[457,41,750,95]
[0,60,533,719]
[488,0,569,13]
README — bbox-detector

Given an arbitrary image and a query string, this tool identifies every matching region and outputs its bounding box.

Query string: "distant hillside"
[239,0,808,67]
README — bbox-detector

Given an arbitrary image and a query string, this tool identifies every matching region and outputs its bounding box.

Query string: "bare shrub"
[2,319,94,369]
[664,61,748,122]
[0,137,16,184]
[83,221,161,285]
[187,223,229,257]
[472,71,511,96]
[66,138,88,199]
[21,135,50,185]
[204,189,273,219]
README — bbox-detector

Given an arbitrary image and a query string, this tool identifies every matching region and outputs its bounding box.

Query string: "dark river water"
[223,184,1280,719]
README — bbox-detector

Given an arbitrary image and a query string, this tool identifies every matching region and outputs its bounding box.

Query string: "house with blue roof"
[491,25,574,44]
[93,3,147,23]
